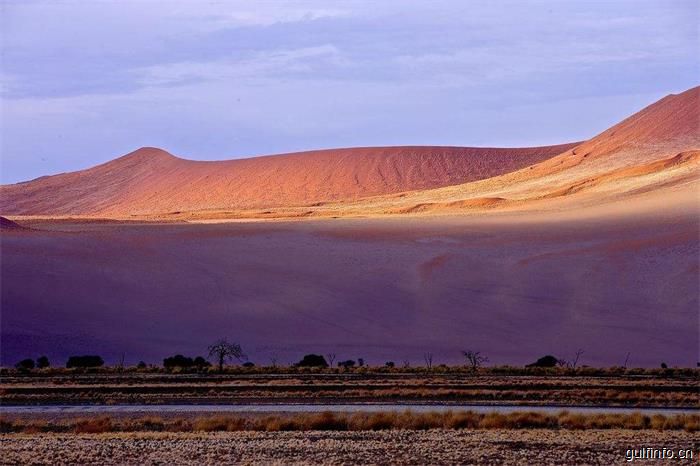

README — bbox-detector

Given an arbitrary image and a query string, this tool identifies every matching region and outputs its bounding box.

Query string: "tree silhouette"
[462,350,489,371]
[423,353,433,370]
[208,339,245,372]
[15,358,35,370]
[295,354,328,367]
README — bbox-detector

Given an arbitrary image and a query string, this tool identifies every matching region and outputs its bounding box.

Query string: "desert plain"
[2,87,699,367]
[1,193,698,367]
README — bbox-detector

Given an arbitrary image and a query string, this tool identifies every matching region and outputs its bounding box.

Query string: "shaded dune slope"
[0,216,28,231]
[0,144,574,216]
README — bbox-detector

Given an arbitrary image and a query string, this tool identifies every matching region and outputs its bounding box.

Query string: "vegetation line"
[2,411,698,434]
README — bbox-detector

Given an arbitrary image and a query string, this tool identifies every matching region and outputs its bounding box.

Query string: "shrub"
[66,355,104,368]
[295,354,328,367]
[349,412,396,430]
[242,362,255,368]
[617,413,647,429]
[558,413,588,430]
[36,356,50,369]
[163,354,194,369]
[527,355,559,367]
[396,410,443,430]
[140,417,165,431]
[15,358,35,370]
[479,413,508,428]
[74,416,113,433]
[193,416,241,432]
[304,412,348,431]
[136,361,147,369]
[509,412,556,428]
[165,418,193,432]
[258,416,297,431]
[445,411,480,429]
[2,412,697,434]
[338,360,356,369]
[0,420,15,433]
[193,356,211,368]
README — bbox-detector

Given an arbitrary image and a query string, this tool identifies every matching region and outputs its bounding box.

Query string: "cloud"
[134,45,349,87]
[168,4,350,30]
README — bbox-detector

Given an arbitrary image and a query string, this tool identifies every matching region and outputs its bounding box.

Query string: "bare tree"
[269,351,279,368]
[326,353,336,367]
[557,349,584,369]
[462,350,489,372]
[623,352,631,369]
[572,349,584,369]
[423,353,433,370]
[208,339,246,372]
[402,360,411,369]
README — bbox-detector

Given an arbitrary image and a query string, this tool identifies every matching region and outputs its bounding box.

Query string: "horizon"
[1,0,698,183]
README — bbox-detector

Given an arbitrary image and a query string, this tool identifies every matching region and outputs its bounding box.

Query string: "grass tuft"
[3,411,697,434]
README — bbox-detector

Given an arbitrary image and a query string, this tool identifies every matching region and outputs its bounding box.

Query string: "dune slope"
[1,86,698,220]
[338,86,700,217]
[0,144,574,216]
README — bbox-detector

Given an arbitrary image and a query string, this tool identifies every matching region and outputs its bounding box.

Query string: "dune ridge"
[1,86,698,220]
[0,144,574,216]
[327,86,700,217]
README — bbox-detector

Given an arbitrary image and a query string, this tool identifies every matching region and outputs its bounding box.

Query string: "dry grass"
[3,372,697,408]
[73,416,113,434]
[2,411,697,434]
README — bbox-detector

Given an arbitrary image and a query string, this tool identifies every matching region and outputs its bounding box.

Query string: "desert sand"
[1,199,697,366]
[0,144,574,216]
[2,430,697,465]
[1,87,698,367]
[1,88,697,221]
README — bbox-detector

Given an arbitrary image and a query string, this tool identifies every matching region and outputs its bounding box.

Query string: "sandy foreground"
[2,429,697,465]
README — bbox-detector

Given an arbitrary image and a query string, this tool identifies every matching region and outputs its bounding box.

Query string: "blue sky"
[1,0,698,183]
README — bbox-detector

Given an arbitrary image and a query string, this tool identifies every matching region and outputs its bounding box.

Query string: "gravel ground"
[2,430,697,465]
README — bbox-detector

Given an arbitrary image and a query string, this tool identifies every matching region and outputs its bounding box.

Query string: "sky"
[0,0,698,183]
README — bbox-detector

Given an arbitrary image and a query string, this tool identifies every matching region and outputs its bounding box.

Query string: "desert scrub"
[1,411,697,434]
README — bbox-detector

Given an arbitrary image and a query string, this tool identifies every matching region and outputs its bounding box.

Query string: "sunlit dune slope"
[330,86,700,217]
[0,144,574,216]
[1,86,698,220]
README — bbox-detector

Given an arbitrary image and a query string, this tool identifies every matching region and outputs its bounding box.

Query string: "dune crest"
[0,144,574,216]
[1,86,698,220]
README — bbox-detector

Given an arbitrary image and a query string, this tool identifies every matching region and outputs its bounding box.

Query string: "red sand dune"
[0,144,575,216]
[528,85,700,178]
[572,85,700,158]
[358,86,700,216]
[496,86,700,183]
[2,87,698,219]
